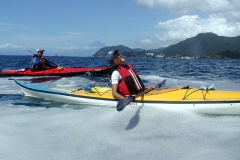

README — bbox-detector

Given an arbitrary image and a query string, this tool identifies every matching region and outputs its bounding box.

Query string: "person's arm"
[32,57,41,66]
[111,70,125,100]
[112,83,125,100]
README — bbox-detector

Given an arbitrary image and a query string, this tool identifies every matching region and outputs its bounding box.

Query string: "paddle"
[25,49,63,69]
[116,79,167,111]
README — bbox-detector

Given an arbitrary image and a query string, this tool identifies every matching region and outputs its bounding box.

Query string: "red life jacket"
[109,64,145,95]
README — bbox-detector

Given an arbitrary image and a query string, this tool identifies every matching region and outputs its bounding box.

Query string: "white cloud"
[56,45,100,50]
[135,0,237,13]
[138,14,240,48]
[156,14,240,38]
[83,46,98,50]
[0,43,24,49]
[135,0,196,11]
[135,0,240,48]
[135,0,240,23]
[139,39,153,44]
[56,46,80,50]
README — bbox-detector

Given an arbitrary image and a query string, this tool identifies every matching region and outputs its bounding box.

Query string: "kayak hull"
[0,66,110,77]
[14,80,240,114]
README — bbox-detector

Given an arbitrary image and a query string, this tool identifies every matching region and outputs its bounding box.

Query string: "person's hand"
[146,86,155,90]
[41,58,46,63]
[151,86,155,89]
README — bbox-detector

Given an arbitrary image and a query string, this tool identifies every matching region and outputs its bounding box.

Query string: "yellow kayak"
[14,79,240,114]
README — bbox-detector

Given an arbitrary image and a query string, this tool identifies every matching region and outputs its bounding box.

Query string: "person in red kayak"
[106,50,154,100]
[32,48,57,70]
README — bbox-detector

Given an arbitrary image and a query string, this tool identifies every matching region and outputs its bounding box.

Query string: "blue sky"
[1,0,240,56]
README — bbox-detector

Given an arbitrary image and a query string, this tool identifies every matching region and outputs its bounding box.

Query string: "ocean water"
[1,55,240,160]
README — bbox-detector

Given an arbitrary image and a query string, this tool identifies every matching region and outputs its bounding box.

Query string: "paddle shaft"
[133,79,167,99]
[116,88,153,111]
[134,87,153,99]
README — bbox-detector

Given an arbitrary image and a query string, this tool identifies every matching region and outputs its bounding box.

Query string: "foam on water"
[1,55,240,159]
[1,75,240,159]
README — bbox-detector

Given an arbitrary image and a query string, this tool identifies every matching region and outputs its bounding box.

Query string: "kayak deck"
[50,86,240,103]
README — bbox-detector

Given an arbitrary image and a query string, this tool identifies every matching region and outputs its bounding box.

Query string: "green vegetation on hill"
[93,45,145,57]
[93,32,240,59]
[162,33,240,58]
[93,45,164,57]
[201,49,240,59]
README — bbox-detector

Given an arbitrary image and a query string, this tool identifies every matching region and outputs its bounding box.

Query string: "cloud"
[83,46,98,50]
[156,14,240,41]
[56,46,80,50]
[135,0,240,22]
[137,14,240,48]
[135,0,240,48]
[56,45,101,50]
[0,43,24,49]
[139,39,153,45]
[135,0,238,13]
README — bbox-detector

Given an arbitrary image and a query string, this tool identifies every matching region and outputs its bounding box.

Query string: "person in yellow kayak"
[31,48,57,70]
[106,50,154,100]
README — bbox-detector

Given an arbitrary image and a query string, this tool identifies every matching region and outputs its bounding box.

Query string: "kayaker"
[32,48,57,70]
[106,50,154,100]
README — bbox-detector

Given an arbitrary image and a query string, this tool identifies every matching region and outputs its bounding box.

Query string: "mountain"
[161,32,240,57]
[216,49,240,59]
[93,32,240,59]
[149,48,165,53]
[85,41,107,49]
[93,45,160,57]
[93,45,141,57]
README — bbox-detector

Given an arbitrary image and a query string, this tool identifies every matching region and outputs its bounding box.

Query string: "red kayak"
[0,66,110,77]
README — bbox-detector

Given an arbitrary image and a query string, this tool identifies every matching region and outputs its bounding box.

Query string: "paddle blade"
[156,79,166,89]
[116,96,135,111]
